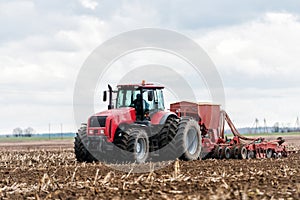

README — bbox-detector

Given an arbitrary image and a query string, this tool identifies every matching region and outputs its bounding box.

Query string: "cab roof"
[117,82,164,89]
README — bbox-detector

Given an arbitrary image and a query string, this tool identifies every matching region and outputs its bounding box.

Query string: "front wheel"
[127,128,149,163]
[176,117,202,161]
[74,124,96,162]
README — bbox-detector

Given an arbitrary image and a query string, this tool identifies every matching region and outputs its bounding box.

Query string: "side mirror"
[148,90,154,101]
[103,91,107,102]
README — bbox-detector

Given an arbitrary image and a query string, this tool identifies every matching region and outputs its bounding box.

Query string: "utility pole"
[296,117,300,132]
[255,118,259,134]
[61,123,63,139]
[48,123,51,140]
[264,118,268,133]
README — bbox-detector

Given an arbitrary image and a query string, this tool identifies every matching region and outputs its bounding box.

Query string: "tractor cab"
[104,81,165,121]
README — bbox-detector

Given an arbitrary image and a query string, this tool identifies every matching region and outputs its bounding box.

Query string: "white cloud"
[79,0,98,10]
[0,12,108,133]
[196,12,300,127]
[199,12,300,83]
[0,0,35,17]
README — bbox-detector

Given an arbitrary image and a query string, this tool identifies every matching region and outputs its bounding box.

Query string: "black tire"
[155,118,178,161]
[266,149,273,159]
[176,117,202,161]
[112,129,130,163]
[276,152,282,159]
[282,151,288,157]
[74,124,96,162]
[233,146,239,159]
[239,146,247,159]
[212,145,220,159]
[126,128,149,163]
[213,145,223,159]
[224,146,232,159]
[247,150,255,159]
[217,146,224,159]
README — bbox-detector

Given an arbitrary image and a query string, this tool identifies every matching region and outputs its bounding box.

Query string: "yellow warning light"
[142,80,145,85]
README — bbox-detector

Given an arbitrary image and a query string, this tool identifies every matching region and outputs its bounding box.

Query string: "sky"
[1,0,300,134]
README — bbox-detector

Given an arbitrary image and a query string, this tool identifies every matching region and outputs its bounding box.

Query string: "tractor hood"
[87,107,136,142]
[94,107,136,124]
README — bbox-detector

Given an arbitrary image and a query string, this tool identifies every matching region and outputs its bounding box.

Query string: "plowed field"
[0,137,299,199]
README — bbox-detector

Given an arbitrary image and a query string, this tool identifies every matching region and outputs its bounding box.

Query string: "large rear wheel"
[176,117,202,161]
[155,118,179,161]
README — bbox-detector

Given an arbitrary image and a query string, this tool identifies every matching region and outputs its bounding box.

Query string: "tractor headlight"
[89,130,94,134]
[100,129,105,134]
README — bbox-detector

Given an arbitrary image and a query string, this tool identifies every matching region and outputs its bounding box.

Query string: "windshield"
[116,88,165,111]
[116,89,139,108]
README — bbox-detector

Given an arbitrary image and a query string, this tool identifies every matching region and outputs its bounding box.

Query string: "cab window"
[156,89,165,110]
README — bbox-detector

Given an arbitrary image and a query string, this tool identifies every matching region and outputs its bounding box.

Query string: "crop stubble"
[0,138,299,199]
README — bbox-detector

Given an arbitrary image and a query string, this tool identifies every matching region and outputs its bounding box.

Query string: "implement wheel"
[233,146,240,159]
[266,149,273,159]
[213,145,223,159]
[238,145,247,159]
[224,146,232,159]
[247,150,255,159]
[234,145,249,159]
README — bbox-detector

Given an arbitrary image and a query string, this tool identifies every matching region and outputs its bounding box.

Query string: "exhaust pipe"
[108,84,113,110]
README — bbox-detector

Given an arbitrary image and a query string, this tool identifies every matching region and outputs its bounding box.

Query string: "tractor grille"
[89,116,107,127]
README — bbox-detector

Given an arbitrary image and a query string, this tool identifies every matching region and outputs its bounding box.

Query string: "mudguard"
[151,111,178,125]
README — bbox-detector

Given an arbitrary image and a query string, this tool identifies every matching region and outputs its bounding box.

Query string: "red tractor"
[74,81,289,163]
[74,81,202,163]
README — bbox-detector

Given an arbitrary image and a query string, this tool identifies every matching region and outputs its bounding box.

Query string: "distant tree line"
[12,127,35,137]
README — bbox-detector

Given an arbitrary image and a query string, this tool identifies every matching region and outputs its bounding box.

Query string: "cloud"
[0,5,108,133]
[195,12,300,126]
[0,13,108,90]
[78,0,98,10]
[198,12,300,88]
